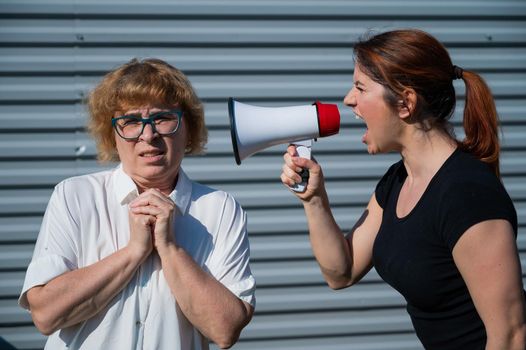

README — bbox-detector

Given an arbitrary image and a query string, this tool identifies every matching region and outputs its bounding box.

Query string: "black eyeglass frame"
[111,109,183,140]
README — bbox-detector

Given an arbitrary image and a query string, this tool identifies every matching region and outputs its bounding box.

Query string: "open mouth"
[354,113,368,144]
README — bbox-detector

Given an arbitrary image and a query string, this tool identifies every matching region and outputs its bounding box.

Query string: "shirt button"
[136,321,141,326]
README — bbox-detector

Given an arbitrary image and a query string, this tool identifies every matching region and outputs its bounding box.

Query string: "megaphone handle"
[290,139,312,193]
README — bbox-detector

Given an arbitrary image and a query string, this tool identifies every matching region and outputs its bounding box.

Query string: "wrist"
[302,190,328,208]
[124,243,150,264]
[155,240,178,259]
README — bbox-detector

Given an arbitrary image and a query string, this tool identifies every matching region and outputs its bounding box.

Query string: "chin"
[145,165,174,177]
[366,144,378,155]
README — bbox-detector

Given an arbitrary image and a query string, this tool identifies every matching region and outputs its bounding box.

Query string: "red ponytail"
[459,71,501,177]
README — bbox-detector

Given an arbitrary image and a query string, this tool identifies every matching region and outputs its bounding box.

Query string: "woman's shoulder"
[190,180,242,209]
[440,149,503,191]
[434,150,517,244]
[54,168,115,198]
[436,149,515,218]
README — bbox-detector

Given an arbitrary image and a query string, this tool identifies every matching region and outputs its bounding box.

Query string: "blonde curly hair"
[87,58,207,162]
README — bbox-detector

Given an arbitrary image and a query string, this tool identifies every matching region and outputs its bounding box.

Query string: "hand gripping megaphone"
[228,98,340,192]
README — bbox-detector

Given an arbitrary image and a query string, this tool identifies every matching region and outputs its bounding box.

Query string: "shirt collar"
[113,164,192,215]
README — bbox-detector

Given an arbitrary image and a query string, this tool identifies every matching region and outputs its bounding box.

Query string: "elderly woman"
[19,58,255,350]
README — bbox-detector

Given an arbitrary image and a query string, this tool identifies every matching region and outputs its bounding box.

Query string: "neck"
[400,127,457,181]
[133,174,179,195]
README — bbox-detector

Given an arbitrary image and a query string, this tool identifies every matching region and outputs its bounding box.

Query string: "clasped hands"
[127,188,176,258]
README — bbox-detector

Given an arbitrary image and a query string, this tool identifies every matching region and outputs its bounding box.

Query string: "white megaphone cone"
[228,98,340,192]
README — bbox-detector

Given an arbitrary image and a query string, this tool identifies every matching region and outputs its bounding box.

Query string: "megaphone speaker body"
[229,98,340,163]
[228,98,340,192]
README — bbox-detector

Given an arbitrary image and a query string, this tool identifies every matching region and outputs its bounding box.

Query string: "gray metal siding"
[1,1,525,349]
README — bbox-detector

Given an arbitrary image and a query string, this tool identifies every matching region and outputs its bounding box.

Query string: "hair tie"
[452,65,463,80]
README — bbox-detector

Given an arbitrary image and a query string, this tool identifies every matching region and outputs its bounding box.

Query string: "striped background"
[1,1,525,349]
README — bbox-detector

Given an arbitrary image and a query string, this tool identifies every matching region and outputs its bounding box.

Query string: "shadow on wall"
[0,337,17,350]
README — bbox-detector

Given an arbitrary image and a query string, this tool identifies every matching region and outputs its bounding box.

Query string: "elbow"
[215,335,238,349]
[510,324,526,349]
[320,265,354,290]
[31,309,59,336]
[211,303,253,349]
[211,327,241,349]
[322,269,354,290]
[326,279,353,290]
[26,287,61,335]
[487,323,526,349]
[38,326,57,337]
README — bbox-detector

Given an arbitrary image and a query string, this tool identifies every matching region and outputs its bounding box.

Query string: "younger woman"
[281,29,526,349]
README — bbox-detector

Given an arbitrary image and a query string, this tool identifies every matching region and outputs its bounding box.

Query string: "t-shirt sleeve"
[19,181,79,310]
[206,193,256,307]
[375,161,403,209]
[438,179,517,251]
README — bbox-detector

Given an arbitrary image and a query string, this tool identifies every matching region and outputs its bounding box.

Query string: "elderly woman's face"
[114,105,188,192]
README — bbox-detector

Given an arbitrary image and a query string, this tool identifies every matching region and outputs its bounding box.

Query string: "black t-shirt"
[373,148,518,349]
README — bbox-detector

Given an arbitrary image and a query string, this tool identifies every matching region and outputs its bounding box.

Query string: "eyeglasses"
[111,109,183,140]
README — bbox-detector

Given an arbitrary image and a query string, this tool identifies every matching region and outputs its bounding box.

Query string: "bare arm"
[157,245,253,349]
[453,219,526,349]
[130,190,253,349]
[304,192,383,289]
[26,209,154,335]
[281,145,383,289]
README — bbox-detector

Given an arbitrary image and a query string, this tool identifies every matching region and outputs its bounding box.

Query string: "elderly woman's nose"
[139,123,158,142]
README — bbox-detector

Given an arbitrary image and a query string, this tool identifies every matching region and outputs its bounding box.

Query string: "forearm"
[157,244,252,349]
[302,193,353,288]
[27,246,146,335]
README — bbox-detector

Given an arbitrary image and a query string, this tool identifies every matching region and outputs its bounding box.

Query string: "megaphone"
[228,98,340,192]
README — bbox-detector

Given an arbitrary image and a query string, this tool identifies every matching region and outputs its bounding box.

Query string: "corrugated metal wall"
[1,1,525,349]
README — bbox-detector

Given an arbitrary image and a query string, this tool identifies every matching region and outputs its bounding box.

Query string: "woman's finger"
[131,190,174,209]
[282,163,303,183]
[130,205,163,217]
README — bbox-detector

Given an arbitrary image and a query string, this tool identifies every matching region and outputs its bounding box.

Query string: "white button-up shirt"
[19,165,256,350]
